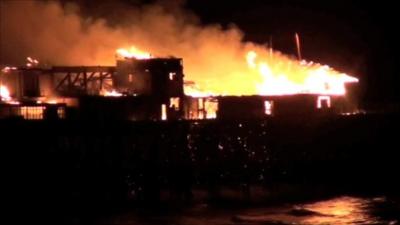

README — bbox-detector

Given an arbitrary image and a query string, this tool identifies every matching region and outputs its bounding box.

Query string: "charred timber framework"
[51,66,115,96]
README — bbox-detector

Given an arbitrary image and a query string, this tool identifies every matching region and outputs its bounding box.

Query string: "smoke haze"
[0,0,353,95]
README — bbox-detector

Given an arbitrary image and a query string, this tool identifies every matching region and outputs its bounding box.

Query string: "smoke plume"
[0,0,354,95]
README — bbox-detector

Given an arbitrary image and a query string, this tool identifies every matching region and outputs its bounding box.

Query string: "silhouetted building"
[0,57,357,121]
[115,57,185,120]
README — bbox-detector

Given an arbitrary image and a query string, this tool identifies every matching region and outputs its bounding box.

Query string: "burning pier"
[0,48,359,121]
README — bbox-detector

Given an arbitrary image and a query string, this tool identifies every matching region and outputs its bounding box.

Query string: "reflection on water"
[103,196,399,225]
[232,196,398,225]
[300,196,379,224]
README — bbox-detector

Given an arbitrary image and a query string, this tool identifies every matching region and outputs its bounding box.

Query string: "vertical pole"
[295,33,302,61]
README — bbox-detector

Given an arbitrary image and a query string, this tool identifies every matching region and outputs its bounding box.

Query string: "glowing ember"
[46,99,58,104]
[36,97,61,105]
[246,50,358,96]
[7,101,20,105]
[102,90,123,97]
[116,46,152,59]
[1,66,17,73]
[26,56,39,67]
[0,85,11,101]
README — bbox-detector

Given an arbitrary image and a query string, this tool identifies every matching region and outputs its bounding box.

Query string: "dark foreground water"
[3,113,400,224]
[94,195,399,225]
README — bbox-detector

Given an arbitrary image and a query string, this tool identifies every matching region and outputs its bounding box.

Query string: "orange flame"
[0,85,11,101]
[184,81,217,98]
[248,50,358,96]
[116,46,152,59]
[184,48,358,97]
[115,45,357,97]
[101,89,123,97]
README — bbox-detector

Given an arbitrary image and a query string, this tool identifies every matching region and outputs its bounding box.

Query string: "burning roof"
[115,46,358,98]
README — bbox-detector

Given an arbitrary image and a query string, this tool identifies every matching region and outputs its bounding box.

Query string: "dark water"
[95,196,399,225]
[3,114,400,224]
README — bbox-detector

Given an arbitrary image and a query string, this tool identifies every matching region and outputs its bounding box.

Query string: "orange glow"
[188,97,218,120]
[301,196,375,224]
[113,45,358,98]
[19,106,45,120]
[26,56,39,67]
[46,99,58,104]
[184,82,217,98]
[116,46,151,59]
[1,67,17,102]
[7,101,20,105]
[36,98,59,104]
[0,83,19,104]
[169,97,180,110]
[246,50,358,96]
[161,104,167,120]
[204,98,218,119]
[1,66,17,73]
[184,48,358,97]
[101,89,123,97]
[0,85,11,101]
[317,96,331,108]
[2,1,360,99]
[264,101,273,115]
